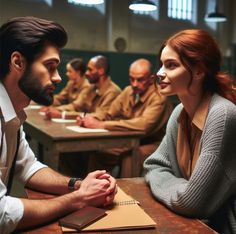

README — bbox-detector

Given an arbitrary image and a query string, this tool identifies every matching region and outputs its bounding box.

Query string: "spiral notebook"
[61,187,156,232]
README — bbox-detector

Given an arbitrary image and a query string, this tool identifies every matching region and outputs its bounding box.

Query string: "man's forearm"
[17,190,84,230]
[25,167,75,195]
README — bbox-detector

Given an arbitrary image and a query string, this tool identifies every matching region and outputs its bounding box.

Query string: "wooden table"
[22,178,217,234]
[23,108,144,177]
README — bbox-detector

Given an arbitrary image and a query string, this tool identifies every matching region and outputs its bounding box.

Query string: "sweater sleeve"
[144,99,236,219]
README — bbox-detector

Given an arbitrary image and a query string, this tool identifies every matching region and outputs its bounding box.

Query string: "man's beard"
[86,73,100,84]
[18,68,55,106]
[132,87,143,94]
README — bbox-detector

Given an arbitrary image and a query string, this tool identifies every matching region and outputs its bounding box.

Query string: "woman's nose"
[156,66,166,83]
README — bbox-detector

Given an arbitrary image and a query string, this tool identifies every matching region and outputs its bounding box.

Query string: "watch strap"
[68,177,81,191]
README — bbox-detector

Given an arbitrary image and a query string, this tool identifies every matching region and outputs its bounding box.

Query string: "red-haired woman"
[144,29,236,233]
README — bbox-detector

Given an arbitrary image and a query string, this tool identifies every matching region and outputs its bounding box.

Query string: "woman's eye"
[166,62,178,69]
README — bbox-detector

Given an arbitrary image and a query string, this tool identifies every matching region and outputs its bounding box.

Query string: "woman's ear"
[193,68,205,81]
[11,51,26,72]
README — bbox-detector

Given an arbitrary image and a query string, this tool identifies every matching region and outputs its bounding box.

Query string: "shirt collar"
[0,82,27,123]
[178,93,212,130]
[130,83,157,103]
[192,93,211,130]
[96,77,112,96]
[0,82,17,122]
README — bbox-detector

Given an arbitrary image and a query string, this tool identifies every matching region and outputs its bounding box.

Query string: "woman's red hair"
[158,29,236,104]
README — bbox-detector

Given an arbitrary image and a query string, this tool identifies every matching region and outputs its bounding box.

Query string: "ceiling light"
[129,0,157,12]
[205,5,227,22]
[68,0,104,5]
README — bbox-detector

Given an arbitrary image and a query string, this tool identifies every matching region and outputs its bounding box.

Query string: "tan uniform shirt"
[78,77,121,115]
[177,93,211,179]
[53,78,90,111]
[95,84,173,143]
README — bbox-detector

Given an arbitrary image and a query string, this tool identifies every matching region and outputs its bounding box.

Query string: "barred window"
[168,0,193,21]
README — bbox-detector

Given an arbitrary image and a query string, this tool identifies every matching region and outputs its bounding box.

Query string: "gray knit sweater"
[144,94,236,234]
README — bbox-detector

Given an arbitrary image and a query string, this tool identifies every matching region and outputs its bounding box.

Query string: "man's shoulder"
[80,79,91,91]
[143,84,168,103]
[121,85,132,93]
[107,80,121,93]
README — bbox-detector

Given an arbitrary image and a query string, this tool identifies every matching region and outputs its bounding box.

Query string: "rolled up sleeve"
[0,192,24,234]
[14,128,47,184]
[0,127,47,233]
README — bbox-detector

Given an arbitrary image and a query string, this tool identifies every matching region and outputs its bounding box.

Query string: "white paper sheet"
[66,126,108,133]
[25,105,42,110]
[51,118,77,123]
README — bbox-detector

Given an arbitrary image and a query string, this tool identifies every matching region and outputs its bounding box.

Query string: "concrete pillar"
[106,0,130,52]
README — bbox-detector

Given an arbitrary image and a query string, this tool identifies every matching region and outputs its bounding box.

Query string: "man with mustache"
[80,55,121,114]
[46,55,121,119]
[0,16,116,234]
[77,58,173,177]
[44,55,121,120]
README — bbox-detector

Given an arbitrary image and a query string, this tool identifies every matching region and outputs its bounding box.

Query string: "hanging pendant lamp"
[129,0,157,12]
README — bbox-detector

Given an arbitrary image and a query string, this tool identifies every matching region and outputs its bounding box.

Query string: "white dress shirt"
[0,82,47,234]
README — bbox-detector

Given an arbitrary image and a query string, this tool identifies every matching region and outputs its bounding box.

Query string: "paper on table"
[51,118,76,123]
[66,125,108,133]
[38,111,46,116]
[24,105,42,110]
[62,187,156,232]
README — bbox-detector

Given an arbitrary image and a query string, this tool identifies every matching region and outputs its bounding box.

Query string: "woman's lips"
[159,82,169,89]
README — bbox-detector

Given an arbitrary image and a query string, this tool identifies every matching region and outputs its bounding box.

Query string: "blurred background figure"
[78,58,173,177]
[59,55,121,177]
[41,58,90,119]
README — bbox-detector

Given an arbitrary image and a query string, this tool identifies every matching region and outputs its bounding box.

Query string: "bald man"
[78,58,173,177]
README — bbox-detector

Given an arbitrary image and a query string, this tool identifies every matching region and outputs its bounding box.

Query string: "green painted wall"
[57,49,158,92]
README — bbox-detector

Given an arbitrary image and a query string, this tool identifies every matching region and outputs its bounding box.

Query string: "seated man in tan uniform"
[59,55,121,177]
[40,58,90,118]
[77,58,173,177]
[46,55,121,119]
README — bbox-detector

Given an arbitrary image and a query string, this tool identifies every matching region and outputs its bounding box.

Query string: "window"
[168,0,193,21]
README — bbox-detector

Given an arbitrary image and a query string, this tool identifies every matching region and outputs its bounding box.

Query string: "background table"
[24,108,144,177]
[23,177,217,234]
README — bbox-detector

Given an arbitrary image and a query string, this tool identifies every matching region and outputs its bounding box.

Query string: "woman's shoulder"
[210,94,236,117]
[170,103,184,118]
[206,94,236,130]
[165,103,183,129]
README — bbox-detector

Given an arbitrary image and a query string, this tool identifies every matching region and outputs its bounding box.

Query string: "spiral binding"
[115,199,138,206]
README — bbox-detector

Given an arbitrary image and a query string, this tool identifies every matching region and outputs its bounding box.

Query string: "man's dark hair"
[0,16,68,80]
[69,58,86,76]
[94,55,110,74]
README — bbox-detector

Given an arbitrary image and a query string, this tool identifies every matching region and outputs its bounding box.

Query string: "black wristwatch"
[68,177,82,191]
